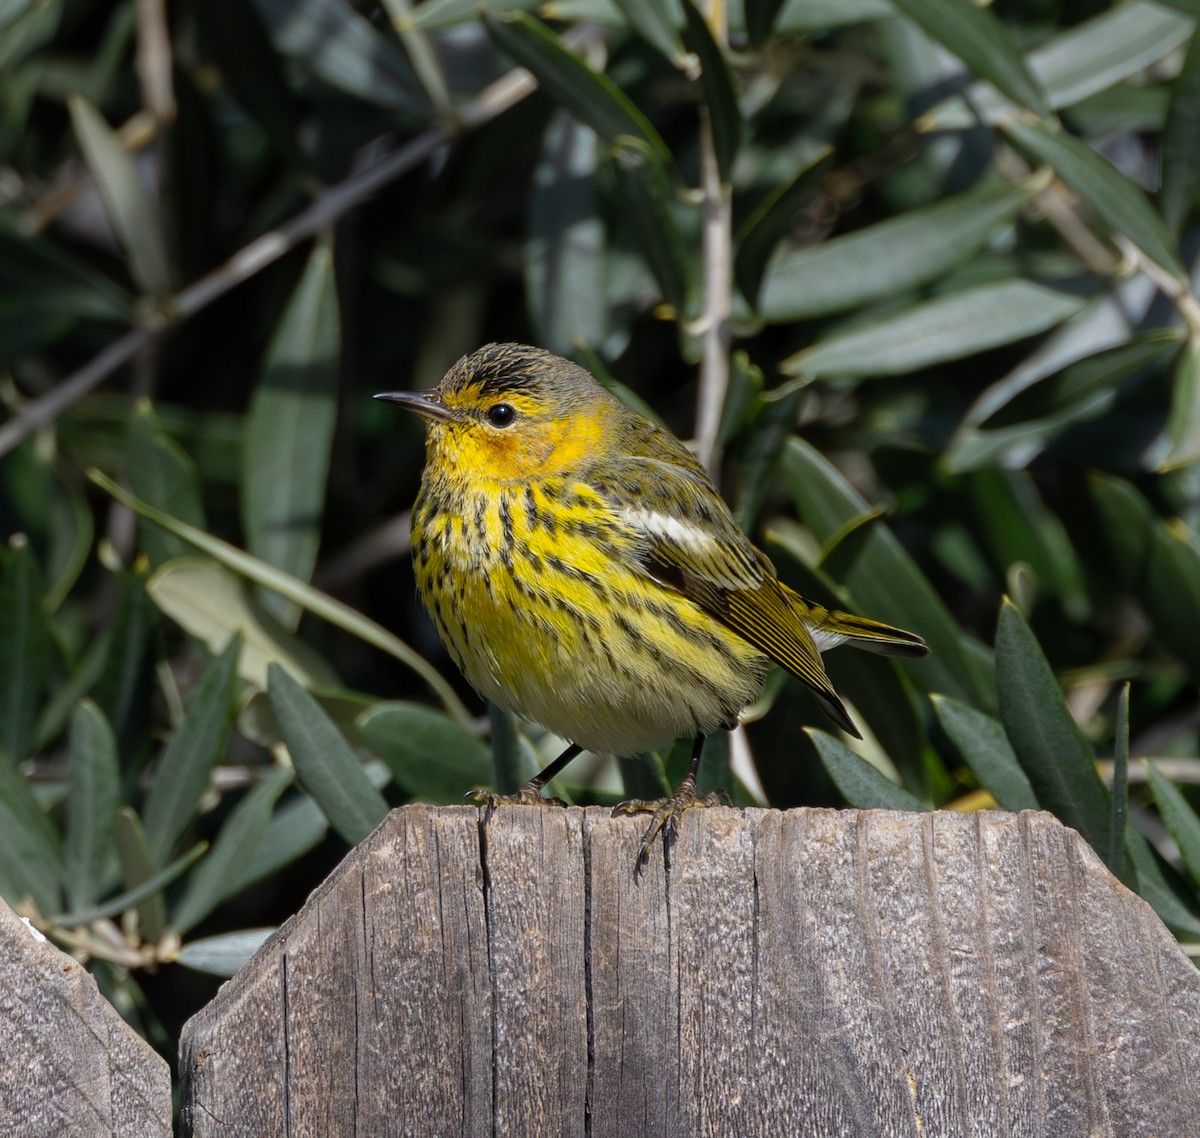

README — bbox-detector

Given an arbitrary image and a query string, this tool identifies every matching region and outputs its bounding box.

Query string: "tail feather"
[783,586,930,658]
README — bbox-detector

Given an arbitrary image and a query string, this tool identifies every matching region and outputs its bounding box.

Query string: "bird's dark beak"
[373,390,454,422]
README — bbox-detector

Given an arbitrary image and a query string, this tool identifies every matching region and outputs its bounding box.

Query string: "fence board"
[180,805,1200,1137]
[0,898,172,1137]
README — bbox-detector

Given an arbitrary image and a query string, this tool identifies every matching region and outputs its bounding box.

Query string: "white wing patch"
[622,506,719,552]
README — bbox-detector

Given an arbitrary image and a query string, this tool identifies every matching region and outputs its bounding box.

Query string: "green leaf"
[611,0,684,63]
[0,540,54,763]
[67,95,171,297]
[128,401,207,566]
[609,137,693,318]
[807,729,928,811]
[745,0,788,44]
[1109,682,1130,875]
[782,280,1085,379]
[1001,117,1185,279]
[66,701,119,911]
[0,745,63,912]
[242,240,340,629]
[406,0,538,30]
[1146,762,1200,890]
[250,0,425,114]
[142,635,242,866]
[680,0,741,183]
[889,0,1050,117]
[1162,336,1200,471]
[176,928,275,977]
[775,0,891,31]
[169,768,292,935]
[112,807,168,940]
[91,567,159,764]
[924,3,1193,127]
[230,792,328,890]
[1090,474,1200,676]
[88,471,472,726]
[733,145,831,307]
[525,111,607,355]
[267,663,389,845]
[358,702,490,802]
[484,10,674,167]
[776,438,995,709]
[1123,825,1200,937]
[1162,18,1200,233]
[994,599,1111,855]
[0,225,131,322]
[759,180,1036,322]
[931,695,1038,812]
[146,559,338,691]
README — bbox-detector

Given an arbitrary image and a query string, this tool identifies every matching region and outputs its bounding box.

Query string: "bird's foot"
[612,779,732,872]
[465,779,568,811]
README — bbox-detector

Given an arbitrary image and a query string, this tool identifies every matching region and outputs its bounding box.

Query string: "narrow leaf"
[807,729,928,812]
[611,0,684,63]
[67,95,171,297]
[783,280,1084,379]
[734,145,832,307]
[358,702,490,802]
[0,540,54,763]
[1109,682,1130,875]
[0,226,130,322]
[1162,30,1200,234]
[142,635,242,866]
[176,928,276,977]
[169,768,292,935]
[146,559,337,691]
[610,137,692,317]
[88,470,472,726]
[112,807,167,940]
[680,0,741,183]
[995,599,1111,855]
[1146,762,1200,889]
[128,401,207,567]
[525,112,607,355]
[931,695,1038,813]
[1002,117,1185,278]
[250,0,425,114]
[0,746,63,912]
[760,181,1035,322]
[267,663,388,845]
[484,10,674,167]
[889,0,1050,117]
[66,701,120,911]
[242,241,340,629]
[1162,336,1200,471]
[777,438,994,709]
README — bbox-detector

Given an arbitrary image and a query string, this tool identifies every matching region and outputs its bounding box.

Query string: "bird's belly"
[412,493,767,755]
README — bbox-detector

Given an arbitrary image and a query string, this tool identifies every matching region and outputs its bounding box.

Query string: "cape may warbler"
[377,343,928,865]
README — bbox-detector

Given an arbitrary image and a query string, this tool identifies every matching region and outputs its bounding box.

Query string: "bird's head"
[376,343,622,483]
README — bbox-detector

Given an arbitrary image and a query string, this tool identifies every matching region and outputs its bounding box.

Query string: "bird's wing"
[592,455,857,735]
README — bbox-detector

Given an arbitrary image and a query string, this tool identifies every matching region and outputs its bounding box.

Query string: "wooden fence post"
[180,804,1200,1137]
[0,896,172,1137]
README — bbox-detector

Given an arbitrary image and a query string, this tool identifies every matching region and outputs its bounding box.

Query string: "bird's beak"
[373,390,455,422]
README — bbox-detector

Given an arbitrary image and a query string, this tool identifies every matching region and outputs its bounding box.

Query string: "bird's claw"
[612,784,731,871]
[464,783,568,811]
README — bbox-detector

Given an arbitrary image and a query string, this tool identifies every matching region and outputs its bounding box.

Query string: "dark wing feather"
[594,454,859,736]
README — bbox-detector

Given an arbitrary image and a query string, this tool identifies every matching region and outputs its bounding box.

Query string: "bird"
[376,343,928,868]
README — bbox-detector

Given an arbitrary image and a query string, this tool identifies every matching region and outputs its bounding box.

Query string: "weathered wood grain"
[0,897,172,1137]
[180,805,1200,1137]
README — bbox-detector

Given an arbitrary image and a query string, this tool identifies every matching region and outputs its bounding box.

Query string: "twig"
[693,0,732,474]
[0,37,592,459]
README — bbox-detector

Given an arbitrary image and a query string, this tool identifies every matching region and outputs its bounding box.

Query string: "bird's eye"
[486,403,516,428]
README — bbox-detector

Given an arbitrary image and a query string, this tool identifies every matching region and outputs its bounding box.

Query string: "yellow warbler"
[377,343,927,865]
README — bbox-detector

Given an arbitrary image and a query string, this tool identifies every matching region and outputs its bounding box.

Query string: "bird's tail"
[783,585,930,657]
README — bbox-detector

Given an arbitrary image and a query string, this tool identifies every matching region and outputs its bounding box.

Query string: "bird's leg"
[465,743,581,809]
[612,735,732,870]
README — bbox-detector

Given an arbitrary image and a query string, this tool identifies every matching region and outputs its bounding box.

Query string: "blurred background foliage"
[4,0,1200,1072]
